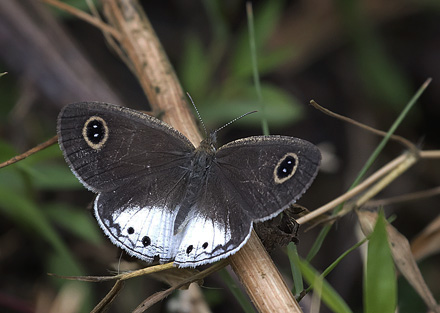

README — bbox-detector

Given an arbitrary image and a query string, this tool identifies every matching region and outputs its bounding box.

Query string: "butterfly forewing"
[214,135,321,222]
[57,102,195,193]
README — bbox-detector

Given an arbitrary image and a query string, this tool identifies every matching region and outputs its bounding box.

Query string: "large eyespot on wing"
[214,135,321,222]
[57,102,195,193]
[81,116,109,150]
[273,152,299,184]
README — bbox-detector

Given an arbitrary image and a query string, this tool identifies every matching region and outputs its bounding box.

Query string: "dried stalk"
[0,135,58,169]
[99,0,300,311]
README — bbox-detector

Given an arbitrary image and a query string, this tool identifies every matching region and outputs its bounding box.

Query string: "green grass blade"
[297,258,353,313]
[306,223,331,262]
[364,211,397,313]
[218,268,256,313]
[350,78,431,189]
[246,2,269,135]
[287,243,304,297]
[303,237,368,297]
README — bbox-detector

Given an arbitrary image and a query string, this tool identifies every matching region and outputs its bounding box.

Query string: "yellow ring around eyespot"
[273,152,299,184]
[82,116,109,150]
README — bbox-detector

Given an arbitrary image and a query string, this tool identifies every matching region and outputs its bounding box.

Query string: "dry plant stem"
[296,153,409,225]
[132,260,228,313]
[354,152,418,207]
[91,280,125,313]
[118,262,175,281]
[419,150,440,158]
[367,186,440,207]
[0,135,58,169]
[229,230,303,312]
[100,0,300,312]
[53,262,176,282]
[102,0,200,144]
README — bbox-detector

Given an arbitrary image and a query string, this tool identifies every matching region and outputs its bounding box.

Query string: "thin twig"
[132,260,228,313]
[0,135,58,169]
[309,100,417,152]
[419,150,440,159]
[91,280,125,313]
[50,262,176,282]
[365,186,440,208]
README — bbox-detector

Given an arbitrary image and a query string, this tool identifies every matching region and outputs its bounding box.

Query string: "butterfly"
[57,101,320,267]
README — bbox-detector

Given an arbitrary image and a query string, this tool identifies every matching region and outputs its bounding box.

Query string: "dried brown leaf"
[357,210,440,313]
[411,215,440,261]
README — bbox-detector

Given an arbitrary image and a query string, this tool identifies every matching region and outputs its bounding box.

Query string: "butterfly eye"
[82,116,109,150]
[274,153,299,184]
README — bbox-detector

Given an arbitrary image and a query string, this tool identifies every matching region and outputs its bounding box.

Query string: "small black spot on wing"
[142,236,151,247]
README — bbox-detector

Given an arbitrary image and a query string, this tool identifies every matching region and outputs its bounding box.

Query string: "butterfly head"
[198,131,218,153]
[199,111,257,152]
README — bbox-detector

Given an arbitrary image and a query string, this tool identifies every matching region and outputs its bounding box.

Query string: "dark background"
[0,0,439,312]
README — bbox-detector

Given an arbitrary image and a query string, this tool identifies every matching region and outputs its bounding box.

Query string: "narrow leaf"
[364,211,397,313]
[296,258,352,313]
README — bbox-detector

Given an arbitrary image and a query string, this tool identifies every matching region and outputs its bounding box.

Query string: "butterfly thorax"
[189,135,216,180]
[172,136,217,233]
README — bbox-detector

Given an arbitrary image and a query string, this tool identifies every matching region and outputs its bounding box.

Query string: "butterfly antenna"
[186,92,207,137]
[214,110,258,134]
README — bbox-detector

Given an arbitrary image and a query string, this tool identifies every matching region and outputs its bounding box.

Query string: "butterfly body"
[58,102,321,267]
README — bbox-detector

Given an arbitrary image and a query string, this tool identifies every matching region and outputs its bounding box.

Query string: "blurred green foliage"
[0,138,97,312]
[336,0,412,110]
[179,0,304,129]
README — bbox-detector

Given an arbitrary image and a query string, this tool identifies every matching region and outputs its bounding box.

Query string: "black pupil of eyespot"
[277,156,296,178]
[186,245,193,254]
[127,227,134,234]
[202,242,208,249]
[142,236,151,246]
[86,120,105,144]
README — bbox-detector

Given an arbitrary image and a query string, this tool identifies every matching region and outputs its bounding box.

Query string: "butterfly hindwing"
[173,169,254,266]
[95,166,192,263]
